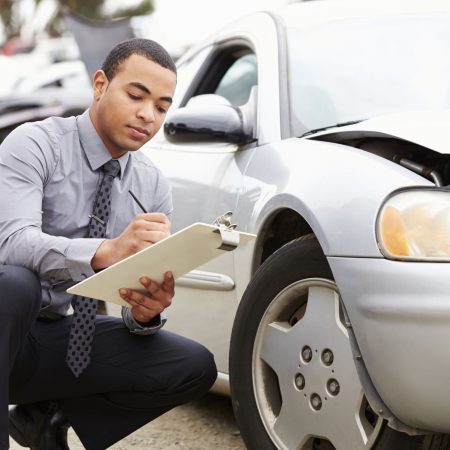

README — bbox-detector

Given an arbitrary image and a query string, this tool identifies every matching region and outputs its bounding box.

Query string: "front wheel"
[229,235,433,450]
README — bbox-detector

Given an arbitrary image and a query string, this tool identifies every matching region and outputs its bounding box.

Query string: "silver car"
[139,1,450,449]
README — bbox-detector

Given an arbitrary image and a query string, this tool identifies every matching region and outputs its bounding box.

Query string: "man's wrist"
[91,239,116,270]
[121,307,166,335]
[67,238,104,281]
[133,313,163,327]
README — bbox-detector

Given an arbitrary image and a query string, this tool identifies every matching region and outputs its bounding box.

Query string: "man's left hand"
[119,271,174,324]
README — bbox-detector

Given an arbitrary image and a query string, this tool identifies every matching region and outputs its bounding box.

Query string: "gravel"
[9,394,246,450]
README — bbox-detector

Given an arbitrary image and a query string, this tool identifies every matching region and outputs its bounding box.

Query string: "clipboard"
[67,222,256,307]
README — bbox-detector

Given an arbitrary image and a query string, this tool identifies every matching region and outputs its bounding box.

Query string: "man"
[0,38,217,450]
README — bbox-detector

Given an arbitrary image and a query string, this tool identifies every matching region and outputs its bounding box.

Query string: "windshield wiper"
[300,120,365,138]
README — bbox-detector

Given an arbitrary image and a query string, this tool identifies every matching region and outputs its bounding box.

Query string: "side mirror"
[164,94,255,145]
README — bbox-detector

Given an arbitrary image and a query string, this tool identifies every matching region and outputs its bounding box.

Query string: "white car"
[139,1,450,449]
[12,60,90,94]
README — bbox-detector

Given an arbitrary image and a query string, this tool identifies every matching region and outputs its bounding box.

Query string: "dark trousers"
[0,265,217,450]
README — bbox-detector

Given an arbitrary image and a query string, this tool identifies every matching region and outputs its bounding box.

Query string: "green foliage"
[0,0,20,37]
[0,0,153,40]
[59,0,107,20]
[110,0,154,19]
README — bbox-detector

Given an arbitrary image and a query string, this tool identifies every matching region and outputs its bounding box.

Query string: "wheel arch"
[252,207,314,274]
[248,190,328,277]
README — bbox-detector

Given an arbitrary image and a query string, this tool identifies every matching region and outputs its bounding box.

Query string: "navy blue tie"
[66,159,121,377]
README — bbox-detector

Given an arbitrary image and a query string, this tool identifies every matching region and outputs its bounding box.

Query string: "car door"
[143,11,283,375]
[144,43,258,373]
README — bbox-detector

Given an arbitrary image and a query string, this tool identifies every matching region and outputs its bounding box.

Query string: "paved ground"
[10,394,246,450]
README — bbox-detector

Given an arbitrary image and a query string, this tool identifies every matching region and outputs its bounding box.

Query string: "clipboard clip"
[212,211,239,251]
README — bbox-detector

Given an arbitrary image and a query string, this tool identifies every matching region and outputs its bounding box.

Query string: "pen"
[128,190,147,213]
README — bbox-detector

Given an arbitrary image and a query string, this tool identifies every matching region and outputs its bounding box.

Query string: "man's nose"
[137,103,155,123]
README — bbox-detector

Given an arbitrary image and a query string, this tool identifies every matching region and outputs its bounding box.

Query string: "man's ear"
[93,70,109,101]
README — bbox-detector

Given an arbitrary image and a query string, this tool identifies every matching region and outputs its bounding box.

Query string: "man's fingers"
[125,214,170,250]
[119,288,147,306]
[140,276,161,295]
[140,276,173,307]
[135,230,169,244]
[118,274,174,323]
[135,212,170,225]
[119,276,172,305]
[162,272,175,295]
[119,288,165,312]
[133,220,168,232]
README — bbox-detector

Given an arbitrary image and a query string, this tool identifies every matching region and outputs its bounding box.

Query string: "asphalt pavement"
[9,394,246,450]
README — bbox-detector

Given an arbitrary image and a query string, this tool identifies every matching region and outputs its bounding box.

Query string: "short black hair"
[101,38,176,80]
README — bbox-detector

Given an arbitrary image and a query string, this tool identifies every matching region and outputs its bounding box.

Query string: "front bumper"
[328,256,450,433]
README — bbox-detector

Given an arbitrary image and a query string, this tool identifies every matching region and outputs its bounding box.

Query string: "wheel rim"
[252,278,383,450]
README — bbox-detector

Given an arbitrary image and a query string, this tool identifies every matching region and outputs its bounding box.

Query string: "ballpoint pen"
[128,190,147,213]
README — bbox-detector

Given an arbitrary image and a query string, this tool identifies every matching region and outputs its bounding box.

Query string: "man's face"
[91,54,176,158]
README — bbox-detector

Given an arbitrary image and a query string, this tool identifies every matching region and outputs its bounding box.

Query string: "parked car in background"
[0,86,90,115]
[0,36,81,97]
[135,1,450,449]
[12,60,90,94]
[0,59,90,144]
[0,101,89,145]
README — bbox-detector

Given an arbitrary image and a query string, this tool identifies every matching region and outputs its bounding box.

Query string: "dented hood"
[310,110,450,154]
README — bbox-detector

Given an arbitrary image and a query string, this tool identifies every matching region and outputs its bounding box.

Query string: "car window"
[287,14,450,134]
[214,54,257,106]
[182,48,258,108]
[175,47,212,107]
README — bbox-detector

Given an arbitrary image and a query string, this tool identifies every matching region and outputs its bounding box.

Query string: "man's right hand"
[91,213,171,270]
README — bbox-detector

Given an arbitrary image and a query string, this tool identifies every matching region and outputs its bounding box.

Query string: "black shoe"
[9,402,70,450]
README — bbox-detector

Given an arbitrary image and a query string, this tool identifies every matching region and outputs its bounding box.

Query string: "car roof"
[177,0,450,65]
[278,0,450,30]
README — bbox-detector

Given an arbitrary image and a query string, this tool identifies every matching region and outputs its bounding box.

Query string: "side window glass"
[214,54,257,106]
[174,47,212,107]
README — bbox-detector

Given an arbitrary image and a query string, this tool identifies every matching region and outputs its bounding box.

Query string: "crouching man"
[0,38,217,450]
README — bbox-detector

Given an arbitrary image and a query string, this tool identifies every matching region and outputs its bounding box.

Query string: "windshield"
[287,14,450,135]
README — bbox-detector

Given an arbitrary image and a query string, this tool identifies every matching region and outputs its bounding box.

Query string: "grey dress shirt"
[0,109,172,333]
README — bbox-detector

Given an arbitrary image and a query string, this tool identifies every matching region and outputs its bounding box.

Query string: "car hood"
[309,110,450,154]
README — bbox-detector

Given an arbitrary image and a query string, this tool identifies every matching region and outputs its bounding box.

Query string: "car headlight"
[376,188,450,261]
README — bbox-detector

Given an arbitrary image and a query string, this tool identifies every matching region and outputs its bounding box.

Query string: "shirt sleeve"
[153,167,173,222]
[0,123,103,282]
[120,159,173,333]
[121,306,167,335]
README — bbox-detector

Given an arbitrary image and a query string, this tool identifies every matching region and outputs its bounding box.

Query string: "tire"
[229,235,443,450]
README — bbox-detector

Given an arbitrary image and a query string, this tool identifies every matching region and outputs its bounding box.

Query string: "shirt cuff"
[121,306,167,335]
[66,238,104,282]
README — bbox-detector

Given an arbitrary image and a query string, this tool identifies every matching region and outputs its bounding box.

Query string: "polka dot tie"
[66,159,121,377]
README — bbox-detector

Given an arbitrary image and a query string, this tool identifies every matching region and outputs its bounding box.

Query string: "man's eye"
[157,106,167,114]
[128,93,141,100]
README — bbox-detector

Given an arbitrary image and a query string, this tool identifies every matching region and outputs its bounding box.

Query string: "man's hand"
[92,213,170,270]
[119,272,174,324]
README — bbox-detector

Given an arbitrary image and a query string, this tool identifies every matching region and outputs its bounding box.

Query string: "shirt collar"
[77,109,129,179]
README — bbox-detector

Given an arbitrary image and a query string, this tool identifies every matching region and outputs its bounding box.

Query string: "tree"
[0,0,153,40]
[0,0,21,38]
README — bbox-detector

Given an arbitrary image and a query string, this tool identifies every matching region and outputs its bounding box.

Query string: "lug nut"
[302,346,312,363]
[295,373,305,390]
[327,379,340,396]
[321,349,334,366]
[310,393,322,411]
